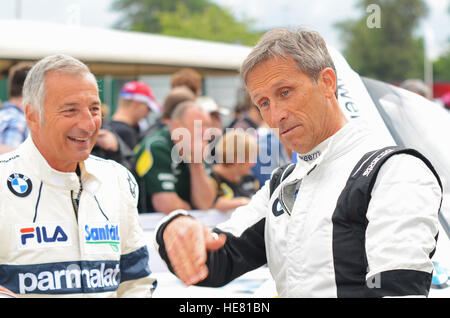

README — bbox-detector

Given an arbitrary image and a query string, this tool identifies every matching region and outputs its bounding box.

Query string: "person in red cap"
[109,81,162,150]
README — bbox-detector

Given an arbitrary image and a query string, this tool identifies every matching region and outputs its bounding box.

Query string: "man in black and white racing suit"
[154,28,442,297]
[0,54,155,297]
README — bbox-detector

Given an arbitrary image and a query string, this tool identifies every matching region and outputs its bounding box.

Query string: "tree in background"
[432,3,450,82]
[111,0,262,46]
[111,0,210,33]
[335,0,428,82]
[433,52,450,81]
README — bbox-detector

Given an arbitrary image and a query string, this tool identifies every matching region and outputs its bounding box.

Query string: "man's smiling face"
[27,71,102,172]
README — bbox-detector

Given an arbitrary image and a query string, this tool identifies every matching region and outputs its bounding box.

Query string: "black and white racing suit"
[155,119,442,297]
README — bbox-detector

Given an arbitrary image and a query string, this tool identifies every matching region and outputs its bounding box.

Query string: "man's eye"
[260,100,270,108]
[281,89,289,96]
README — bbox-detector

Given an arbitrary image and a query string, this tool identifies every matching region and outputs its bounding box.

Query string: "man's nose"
[78,108,98,133]
[271,102,288,125]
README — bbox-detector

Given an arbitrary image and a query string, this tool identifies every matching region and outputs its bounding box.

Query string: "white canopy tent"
[0,19,252,77]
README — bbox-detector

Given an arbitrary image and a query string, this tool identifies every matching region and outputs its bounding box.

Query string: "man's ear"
[318,67,337,99]
[25,104,39,131]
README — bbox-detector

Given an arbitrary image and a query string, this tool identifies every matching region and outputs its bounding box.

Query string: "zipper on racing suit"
[71,164,83,221]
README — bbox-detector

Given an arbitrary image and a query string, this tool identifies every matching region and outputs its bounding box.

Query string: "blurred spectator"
[400,79,430,99]
[441,92,450,110]
[134,100,216,213]
[171,68,203,97]
[110,81,161,150]
[210,130,259,212]
[141,85,196,139]
[0,63,33,153]
[195,96,230,168]
[196,96,229,131]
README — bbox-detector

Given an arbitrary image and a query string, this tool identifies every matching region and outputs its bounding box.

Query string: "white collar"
[19,136,102,194]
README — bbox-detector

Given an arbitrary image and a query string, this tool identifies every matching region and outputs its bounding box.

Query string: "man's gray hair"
[170,100,198,122]
[22,54,96,120]
[241,27,337,86]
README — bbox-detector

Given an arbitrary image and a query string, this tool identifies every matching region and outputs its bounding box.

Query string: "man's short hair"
[171,68,202,96]
[240,27,337,89]
[170,100,197,122]
[22,54,96,121]
[8,62,33,98]
[162,86,196,120]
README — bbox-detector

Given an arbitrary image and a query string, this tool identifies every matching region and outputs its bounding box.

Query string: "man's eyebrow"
[62,100,101,107]
[62,102,80,107]
[252,80,290,101]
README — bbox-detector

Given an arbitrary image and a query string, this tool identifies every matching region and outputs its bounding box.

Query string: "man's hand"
[163,216,226,286]
[96,129,118,152]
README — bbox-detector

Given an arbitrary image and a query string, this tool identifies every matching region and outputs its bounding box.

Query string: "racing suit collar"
[21,136,101,193]
[295,119,366,168]
[278,120,367,213]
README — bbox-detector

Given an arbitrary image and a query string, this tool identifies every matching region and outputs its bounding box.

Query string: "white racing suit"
[155,119,442,297]
[0,137,156,297]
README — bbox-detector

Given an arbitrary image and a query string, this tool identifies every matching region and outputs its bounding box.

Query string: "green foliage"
[155,2,261,45]
[111,0,262,46]
[111,0,211,33]
[433,51,450,81]
[335,0,428,82]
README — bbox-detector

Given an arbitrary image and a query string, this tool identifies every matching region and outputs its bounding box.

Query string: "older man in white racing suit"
[0,54,155,297]
[154,28,442,297]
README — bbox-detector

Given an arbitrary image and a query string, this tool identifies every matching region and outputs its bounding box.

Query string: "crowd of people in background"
[0,63,449,216]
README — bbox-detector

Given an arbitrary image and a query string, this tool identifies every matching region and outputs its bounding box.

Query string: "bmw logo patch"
[7,173,33,197]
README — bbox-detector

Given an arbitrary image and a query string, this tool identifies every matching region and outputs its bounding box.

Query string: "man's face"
[134,101,150,122]
[27,71,102,172]
[246,56,335,154]
[171,107,212,163]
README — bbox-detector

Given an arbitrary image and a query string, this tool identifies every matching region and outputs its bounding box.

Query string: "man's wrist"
[154,210,191,247]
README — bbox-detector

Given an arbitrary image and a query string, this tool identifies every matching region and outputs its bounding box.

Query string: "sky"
[0,0,448,60]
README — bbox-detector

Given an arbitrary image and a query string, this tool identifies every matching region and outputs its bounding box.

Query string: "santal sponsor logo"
[84,223,120,252]
[18,263,120,294]
[17,223,71,250]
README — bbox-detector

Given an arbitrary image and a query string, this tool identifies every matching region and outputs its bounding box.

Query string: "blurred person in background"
[140,85,196,140]
[196,96,229,131]
[209,130,259,212]
[110,81,161,150]
[171,68,203,97]
[400,79,430,99]
[135,100,216,213]
[0,63,33,154]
